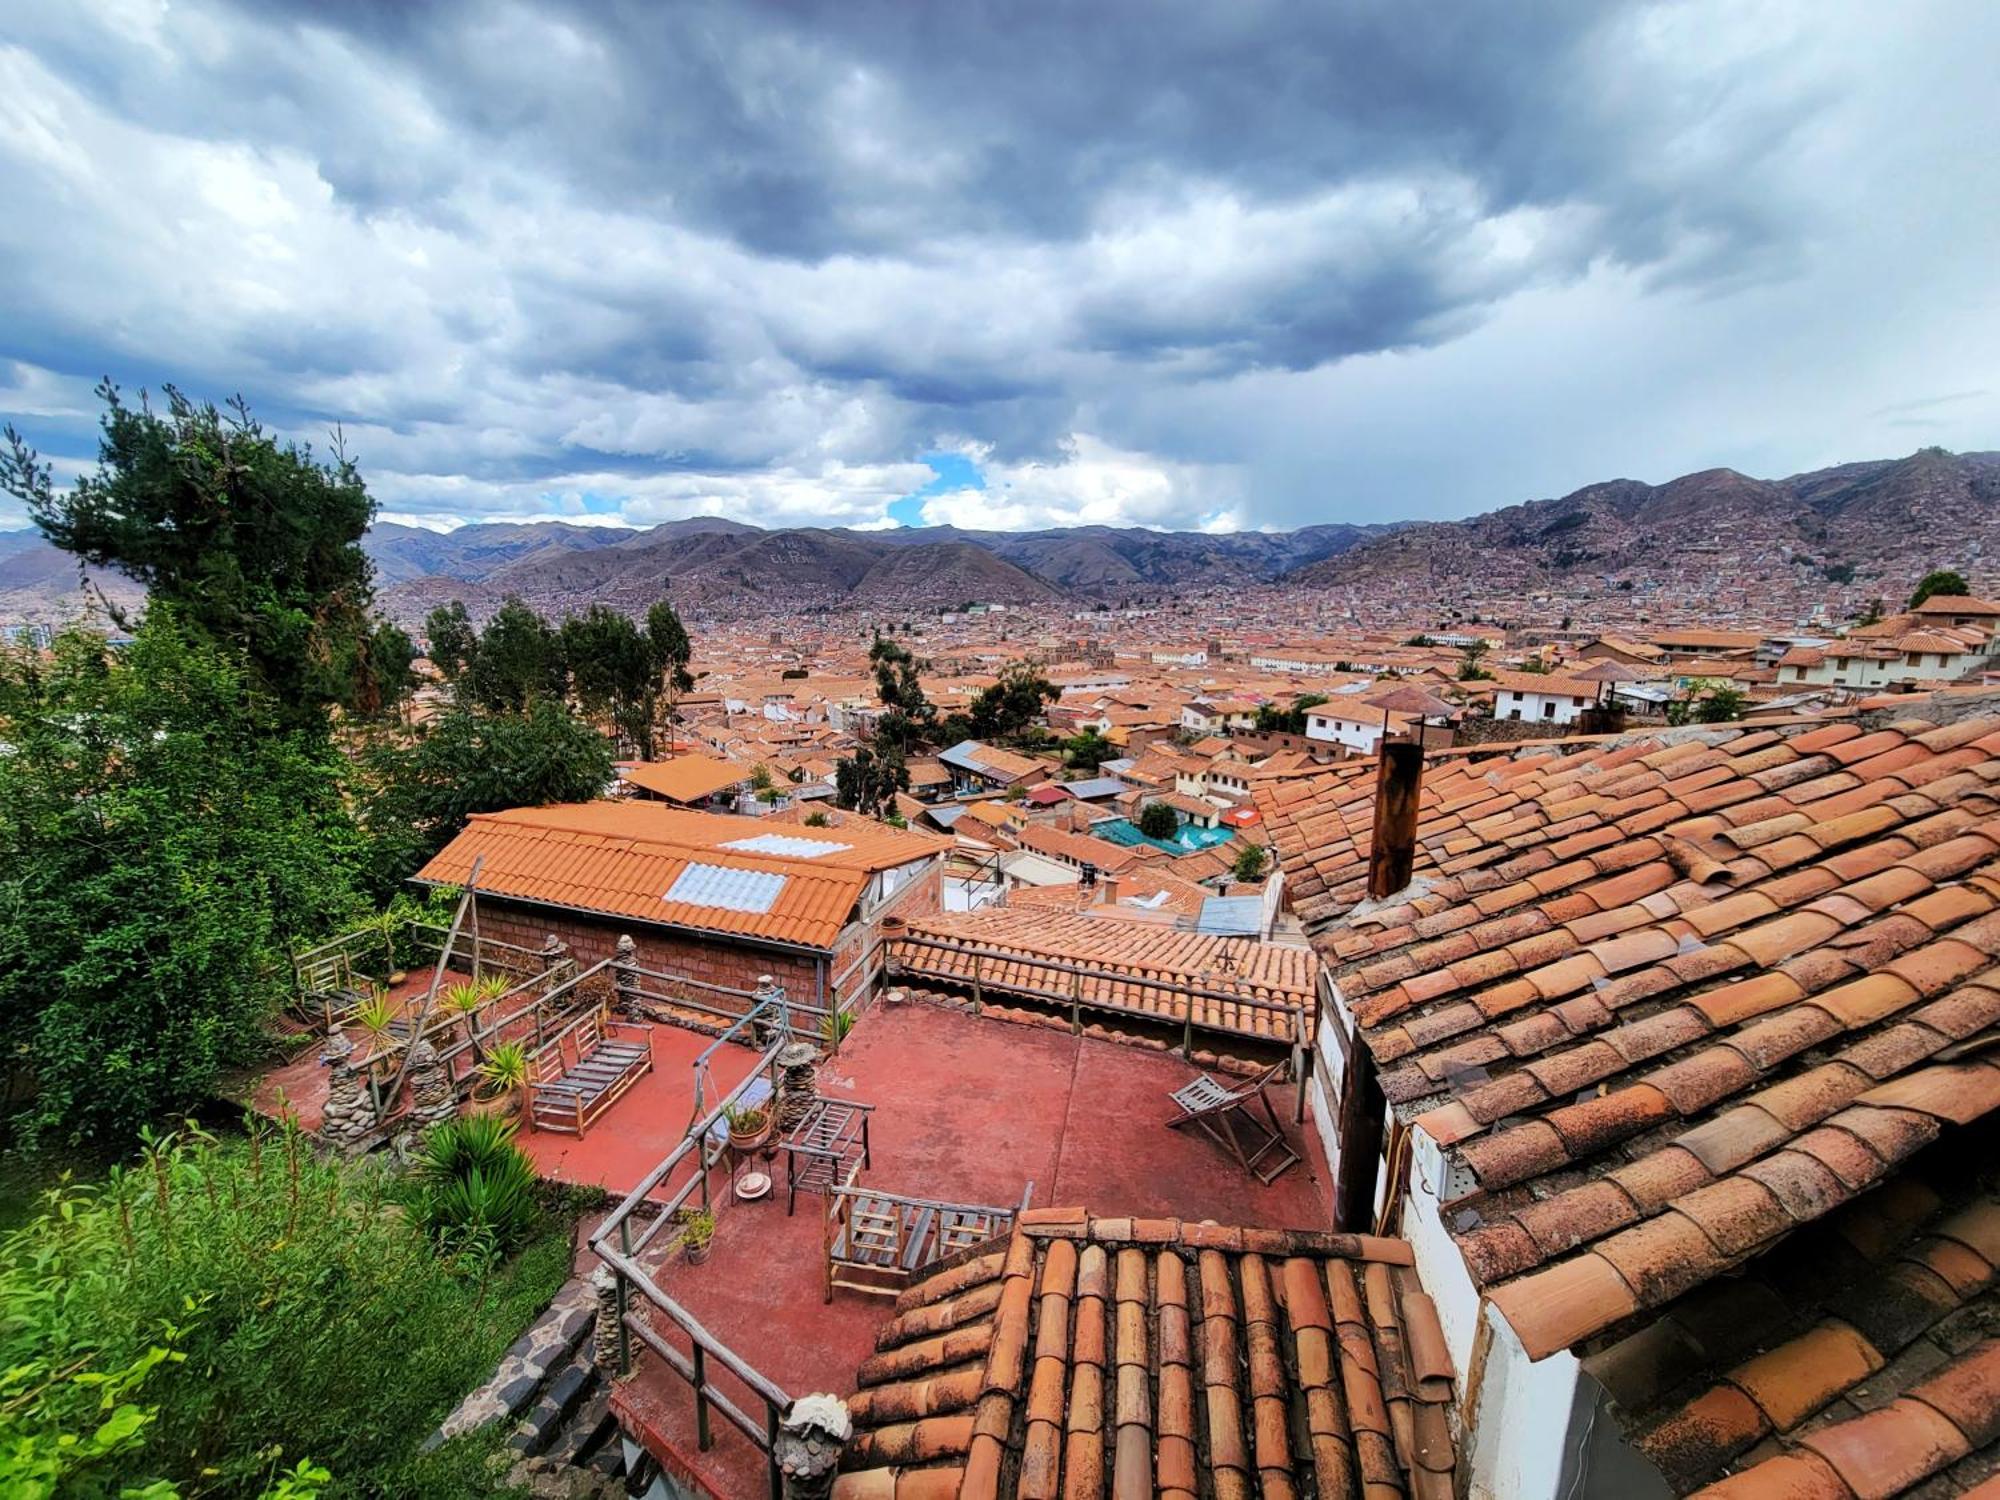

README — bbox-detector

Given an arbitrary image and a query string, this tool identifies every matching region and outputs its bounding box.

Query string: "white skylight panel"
[720,834,852,859]
[664,863,787,913]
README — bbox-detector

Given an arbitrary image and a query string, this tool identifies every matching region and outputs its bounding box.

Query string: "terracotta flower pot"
[728,1118,772,1152]
[466,1084,519,1119]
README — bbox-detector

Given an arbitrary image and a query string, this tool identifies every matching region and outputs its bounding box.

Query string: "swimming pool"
[1091,817,1235,854]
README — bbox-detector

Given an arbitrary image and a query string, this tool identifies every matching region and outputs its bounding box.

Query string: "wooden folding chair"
[1166,1057,1300,1183]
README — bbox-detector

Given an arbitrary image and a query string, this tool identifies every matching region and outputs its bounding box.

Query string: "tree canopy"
[1253,694,1327,735]
[0,620,365,1145]
[2,383,380,725]
[1910,568,1971,607]
[834,745,908,818]
[360,699,615,887]
[966,660,1058,744]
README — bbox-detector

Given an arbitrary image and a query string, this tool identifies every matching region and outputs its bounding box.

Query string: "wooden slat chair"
[528,1009,655,1135]
[1165,1057,1300,1183]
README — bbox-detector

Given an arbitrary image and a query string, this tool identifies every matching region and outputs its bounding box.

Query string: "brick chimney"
[1366,740,1425,900]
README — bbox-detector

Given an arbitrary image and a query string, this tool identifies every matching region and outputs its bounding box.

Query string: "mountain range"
[2,447,1996,628]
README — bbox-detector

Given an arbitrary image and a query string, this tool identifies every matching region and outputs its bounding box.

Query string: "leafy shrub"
[0,1121,566,1496]
[416,1116,540,1258]
[1136,801,1179,840]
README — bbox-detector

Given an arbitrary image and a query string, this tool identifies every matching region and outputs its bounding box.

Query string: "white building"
[1487,670,1597,726]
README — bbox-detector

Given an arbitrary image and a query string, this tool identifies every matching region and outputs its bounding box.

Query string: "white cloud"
[919,435,1243,531]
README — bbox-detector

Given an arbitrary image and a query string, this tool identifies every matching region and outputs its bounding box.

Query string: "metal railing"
[590,989,799,1500]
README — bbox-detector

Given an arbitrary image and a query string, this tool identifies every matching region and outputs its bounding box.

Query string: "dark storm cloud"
[1,0,1993,531]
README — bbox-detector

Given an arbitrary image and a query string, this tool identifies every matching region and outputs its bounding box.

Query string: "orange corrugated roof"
[618,754,750,803]
[414,802,945,950]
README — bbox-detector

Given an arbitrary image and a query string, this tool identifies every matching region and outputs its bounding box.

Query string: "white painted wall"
[1465,1309,1584,1500]
[1496,688,1588,725]
[1304,712,1384,754]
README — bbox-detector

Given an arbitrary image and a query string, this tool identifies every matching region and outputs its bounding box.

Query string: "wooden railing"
[590,993,798,1500]
[883,931,1308,1053]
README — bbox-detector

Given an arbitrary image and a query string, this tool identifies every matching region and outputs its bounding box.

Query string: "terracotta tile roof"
[415,801,944,950]
[616,753,750,803]
[894,908,1317,1041]
[1589,1132,2000,1496]
[1255,716,2000,1372]
[832,1211,1458,1500]
[1015,824,1150,876]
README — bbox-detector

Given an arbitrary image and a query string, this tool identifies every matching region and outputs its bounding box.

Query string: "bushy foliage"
[1252,694,1326,735]
[1137,801,1179,840]
[1233,845,1269,881]
[0,1122,567,1496]
[1,383,380,725]
[834,744,909,817]
[966,660,1057,744]
[1910,568,1971,607]
[0,623,365,1146]
[415,1115,541,1262]
[357,699,614,889]
[1063,728,1114,770]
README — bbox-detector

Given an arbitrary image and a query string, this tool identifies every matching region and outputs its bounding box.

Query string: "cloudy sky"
[2,1,1995,535]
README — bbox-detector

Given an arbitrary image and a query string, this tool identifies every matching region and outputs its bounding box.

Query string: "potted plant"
[471,1040,531,1121]
[444,974,510,1064]
[726,1102,771,1152]
[681,1209,716,1265]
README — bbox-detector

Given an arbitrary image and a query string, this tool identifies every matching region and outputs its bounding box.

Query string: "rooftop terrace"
[592,998,1330,1497]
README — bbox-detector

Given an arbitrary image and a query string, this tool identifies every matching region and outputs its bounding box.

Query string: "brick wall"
[471,897,823,1012]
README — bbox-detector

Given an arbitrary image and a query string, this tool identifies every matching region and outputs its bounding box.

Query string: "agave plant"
[820,1008,855,1050]
[479,1041,531,1098]
[444,973,510,1061]
[352,989,397,1053]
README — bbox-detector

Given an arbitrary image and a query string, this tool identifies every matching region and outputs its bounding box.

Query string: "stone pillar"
[774,1040,819,1133]
[590,1266,624,1373]
[405,1037,457,1128]
[612,934,642,1019]
[775,1394,851,1500]
[750,975,784,1049]
[318,1030,376,1152]
[538,934,576,994]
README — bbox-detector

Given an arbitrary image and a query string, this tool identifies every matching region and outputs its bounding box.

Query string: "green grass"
[354,1217,576,1498]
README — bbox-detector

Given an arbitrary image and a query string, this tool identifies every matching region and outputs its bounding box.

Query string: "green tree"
[1064,728,1115,771]
[834,746,908,818]
[1457,639,1493,681]
[1858,597,1886,626]
[968,660,1057,743]
[2,384,378,725]
[424,601,478,682]
[0,620,363,1147]
[1233,845,1269,881]
[1665,679,1747,726]
[869,636,932,751]
[646,599,696,748]
[560,604,657,754]
[459,598,565,712]
[349,619,416,722]
[1253,694,1328,735]
[1910,568,1971,608]
[1137,802,1179,840]
[360,700,614,886]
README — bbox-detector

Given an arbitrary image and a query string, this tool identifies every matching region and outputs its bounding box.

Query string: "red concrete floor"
[518,1024,760,1194]
[612,997,1332,1497]
[243,967,475,1131]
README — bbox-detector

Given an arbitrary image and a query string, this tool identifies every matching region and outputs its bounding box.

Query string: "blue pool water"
[1091,817,1235,854]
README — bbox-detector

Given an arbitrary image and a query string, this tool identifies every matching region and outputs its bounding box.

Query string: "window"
[1542,700,1556,719]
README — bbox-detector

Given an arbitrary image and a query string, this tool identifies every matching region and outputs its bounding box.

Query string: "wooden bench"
[528,1009,655,1135]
